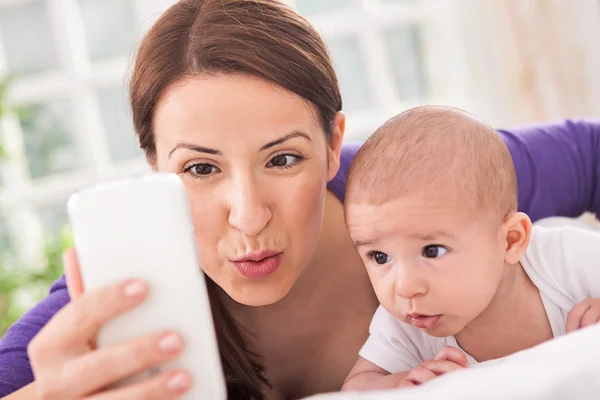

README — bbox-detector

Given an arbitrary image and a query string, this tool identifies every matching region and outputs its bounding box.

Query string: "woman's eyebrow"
[259,130,313,151]
[168,143,222,159]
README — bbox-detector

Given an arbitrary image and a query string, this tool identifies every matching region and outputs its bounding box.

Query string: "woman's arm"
[499,118,600,222]
[0,277,69,398]
[1,383,35,400]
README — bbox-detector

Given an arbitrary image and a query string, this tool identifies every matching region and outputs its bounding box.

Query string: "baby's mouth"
[406,313,442,329]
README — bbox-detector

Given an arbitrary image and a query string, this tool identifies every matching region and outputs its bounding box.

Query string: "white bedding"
[304,323,600,400]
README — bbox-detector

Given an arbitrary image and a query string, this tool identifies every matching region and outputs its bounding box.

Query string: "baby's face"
[346,195,507,337]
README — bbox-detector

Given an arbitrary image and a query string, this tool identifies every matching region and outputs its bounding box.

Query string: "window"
[0,0,431,264]
[0,1,59,75]
[20,99,80,179]
[295,0,352,16]
[0,0,164,263]
[328,36,373,112]
[79,0,139,62]
[384,24,427,101]
[289,0,429,139]
[96,85,142,163]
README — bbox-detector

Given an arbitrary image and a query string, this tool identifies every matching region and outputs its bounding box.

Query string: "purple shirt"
[1,118,599,396]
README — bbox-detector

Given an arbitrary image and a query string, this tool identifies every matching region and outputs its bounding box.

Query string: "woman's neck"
[455,262,553,362]
[230,190,373,334]
[224,191,378,397]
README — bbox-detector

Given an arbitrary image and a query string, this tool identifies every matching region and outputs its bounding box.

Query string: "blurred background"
[0,0,599,335]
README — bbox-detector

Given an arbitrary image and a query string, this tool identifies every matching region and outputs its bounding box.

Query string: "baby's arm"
[342,357,409,391]
[342,346,469,391]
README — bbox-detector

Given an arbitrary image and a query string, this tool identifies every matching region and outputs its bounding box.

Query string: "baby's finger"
[566,302,591,333]
[421,360,466,376]
[405,365,437,385]
[434,346,469,368]
[580,306,600,329]
[398,378,416,388]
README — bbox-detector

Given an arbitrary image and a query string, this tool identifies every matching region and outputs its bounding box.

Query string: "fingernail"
[158,333,183,353]
[124,281,146,297]
[167,372,190,393]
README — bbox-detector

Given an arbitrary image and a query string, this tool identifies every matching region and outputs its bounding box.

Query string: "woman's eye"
[268,154,302,168]
[184,163,219,178]
[422,245,448,259]
[371,251,391,265]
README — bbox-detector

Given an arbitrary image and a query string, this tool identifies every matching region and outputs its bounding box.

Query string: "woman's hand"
[27,249,191,399]
[398,346,469,388]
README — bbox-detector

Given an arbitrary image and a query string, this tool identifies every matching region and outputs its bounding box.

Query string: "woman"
[1,0,599,399]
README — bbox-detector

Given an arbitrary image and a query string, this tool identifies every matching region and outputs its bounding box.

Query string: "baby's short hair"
[346,106,518,222]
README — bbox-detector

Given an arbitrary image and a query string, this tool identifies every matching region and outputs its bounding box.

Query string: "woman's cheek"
[282,172,327,244]
[187,189,225,270]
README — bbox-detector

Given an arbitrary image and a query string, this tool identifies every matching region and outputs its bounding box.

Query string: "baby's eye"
[422,245,448,259]
[370,251,391,265]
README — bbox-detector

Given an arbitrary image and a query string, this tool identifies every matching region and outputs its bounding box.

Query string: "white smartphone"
[67,172,227,400]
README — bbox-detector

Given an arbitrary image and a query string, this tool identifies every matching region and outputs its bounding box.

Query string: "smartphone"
[67,173,227,400]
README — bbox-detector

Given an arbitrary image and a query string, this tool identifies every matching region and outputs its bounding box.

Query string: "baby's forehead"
[345,106,518,227]
[345,195,474,236]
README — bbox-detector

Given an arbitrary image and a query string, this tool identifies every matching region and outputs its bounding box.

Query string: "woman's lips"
[231,251,283,279]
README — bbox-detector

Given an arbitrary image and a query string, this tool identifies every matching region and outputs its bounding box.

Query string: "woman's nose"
[227,177,272,237]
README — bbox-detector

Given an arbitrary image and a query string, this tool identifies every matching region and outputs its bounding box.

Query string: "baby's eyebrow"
[410,231,456,241]
[354,239,375,248]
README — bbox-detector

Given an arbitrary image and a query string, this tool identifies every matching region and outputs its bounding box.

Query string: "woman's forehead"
[153,74,322,151]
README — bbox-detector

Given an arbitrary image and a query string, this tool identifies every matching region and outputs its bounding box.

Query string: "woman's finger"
[86,370,191,400]
[62,331,184,397]
[31,279,148,359]
[64,248,84,300]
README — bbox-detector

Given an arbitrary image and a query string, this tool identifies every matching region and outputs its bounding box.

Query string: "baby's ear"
[501,212,532,265]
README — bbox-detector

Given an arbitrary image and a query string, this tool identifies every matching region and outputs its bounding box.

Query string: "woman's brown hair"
[129,0,342,398]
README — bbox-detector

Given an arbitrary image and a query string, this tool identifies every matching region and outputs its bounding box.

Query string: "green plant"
[0,227,73,336]
[0,76,73,337]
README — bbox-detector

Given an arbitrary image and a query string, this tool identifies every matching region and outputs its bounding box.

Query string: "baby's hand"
[566,298,600,333]
[398,346,469,388]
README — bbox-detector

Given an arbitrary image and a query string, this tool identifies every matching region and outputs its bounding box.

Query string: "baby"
[341,106,600,391]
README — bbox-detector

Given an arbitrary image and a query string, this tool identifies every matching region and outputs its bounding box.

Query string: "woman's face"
[153,74,344,306]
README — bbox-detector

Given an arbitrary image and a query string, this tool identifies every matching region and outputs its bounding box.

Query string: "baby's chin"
[418,316,464,338]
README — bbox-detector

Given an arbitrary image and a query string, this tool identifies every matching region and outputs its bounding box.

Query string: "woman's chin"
[223,276,295,307]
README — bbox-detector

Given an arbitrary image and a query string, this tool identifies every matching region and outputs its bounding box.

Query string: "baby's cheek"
[369,272,396,311]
